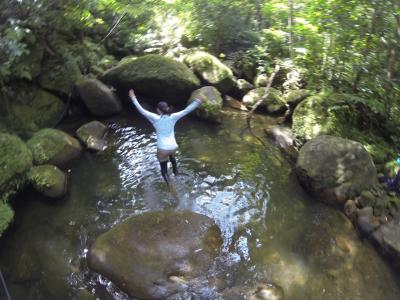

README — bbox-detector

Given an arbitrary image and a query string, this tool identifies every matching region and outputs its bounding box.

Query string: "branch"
[99,12,127,44]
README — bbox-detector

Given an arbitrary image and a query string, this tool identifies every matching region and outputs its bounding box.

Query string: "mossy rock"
[292,92,394,164]
[0,133,33,202]
[27,128,81,167]
[87,211,222,299]
[189,86,223,123]
[183,51,235,94]
[0,202,14,237]
[283,89,311,108]
[0,84,64,137]
[11,41,44,80]
[39,55,82,94]
[243,87,287,114]
[75,77,122,116]
[76,121,108,151]
[101,54,200,106]
[28,165,67,198]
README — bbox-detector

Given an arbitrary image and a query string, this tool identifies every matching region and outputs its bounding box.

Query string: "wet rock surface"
[189,86,223,122]
[87,211,223,299]
[28,165,68,198]
[76,121,108,151]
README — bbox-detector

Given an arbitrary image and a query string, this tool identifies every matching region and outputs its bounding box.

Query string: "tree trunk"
[288,0,294,60]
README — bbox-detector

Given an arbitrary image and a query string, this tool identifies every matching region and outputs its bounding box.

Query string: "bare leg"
[169,155,178,175]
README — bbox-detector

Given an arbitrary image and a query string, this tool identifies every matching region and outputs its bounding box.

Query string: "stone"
[0,133,33,203]
[254,73,269,87]
[189,86,223,123]
[296,135,378,205]
[223,95,248,111]
[27,128,81,167]
[101,54,200,106]
[243,88,287,114]
[39,55,82,94]
[357,207,379,234]
[0,202,14,237]
[372,221,400,269]
[283,89,311,108]
[183,50,235,94]
[264,126,298,159]
[0,83,64,137]
[344,200,357,219]
[76,121,108,151]
[230,79,254,98]
[357,190,376,208]
[28,165,68,198]
[75,78,122,116]
[87,211,222,299]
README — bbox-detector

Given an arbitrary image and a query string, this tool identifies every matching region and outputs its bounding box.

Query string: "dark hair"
[157,101,171,114]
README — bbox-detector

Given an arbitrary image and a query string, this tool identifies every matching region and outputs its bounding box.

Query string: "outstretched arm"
[129,89,158,123]
[171,98,202,121]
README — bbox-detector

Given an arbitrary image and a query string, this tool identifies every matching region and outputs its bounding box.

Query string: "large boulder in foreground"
[296,135,378,205]
[27,129,81,167]
[75,78,122,116]
[87,211,222,299]
[101,54,200,106]
[0,133,33,202]
[28,165,67,198]
[183,51,235,94]
[189,86,223,123]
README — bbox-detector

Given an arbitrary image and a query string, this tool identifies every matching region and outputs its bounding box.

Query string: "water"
[0,110,399,299]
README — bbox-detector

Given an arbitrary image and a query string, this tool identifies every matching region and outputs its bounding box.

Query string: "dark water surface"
[0,110,399,299]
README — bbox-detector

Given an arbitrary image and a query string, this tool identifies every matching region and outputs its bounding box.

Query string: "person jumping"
[129,89,203,187]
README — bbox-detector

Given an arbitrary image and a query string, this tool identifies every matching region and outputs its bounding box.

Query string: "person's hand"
[129,89,135,98]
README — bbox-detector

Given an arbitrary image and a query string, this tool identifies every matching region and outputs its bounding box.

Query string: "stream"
[0,110,399,299]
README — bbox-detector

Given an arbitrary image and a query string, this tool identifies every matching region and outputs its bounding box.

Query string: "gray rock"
[76,121,108,151]
[76,78,122,116]
[223,95,248,111]
[87,211,222,299]
[372,221,400,269]
[296,135,378,205]
[243,88,287,114]
[189,86,223,123]
[357,190,376,208]
[357,207,379,234]
[231,79,254,98]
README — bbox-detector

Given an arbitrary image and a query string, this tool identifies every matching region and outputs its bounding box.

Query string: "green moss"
[190,86,223,122]
[26,129,72,165]
[0,133,33,202]
[28,165,66,197]
[0,201,14,237]
[292,91,395,164]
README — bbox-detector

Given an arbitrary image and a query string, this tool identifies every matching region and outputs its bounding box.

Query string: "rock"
[357,207,379,234]
[87,211,222,299]
[357,190,376,208]
[76,121,108,149]
[254,74,269,87]
[292,92,394,164]
[39,55,82,94]
[283,89,311,108]
[189,86,223,122]
[222,283,284,300]
[344,200,357,219]
[223,96,248,111]
[372,221,400,269]
[243,88,287,114]
[28,165,68,198]
[75,78,122,116]
[0,202,14,237]
[27,129,81,167]
[296,135,378,205]
[101,54,200,106]
[0,83,64,137]
[183,51,235,93]
[231,79,254,98]
[0,133,33,203]
[264,126,297,159]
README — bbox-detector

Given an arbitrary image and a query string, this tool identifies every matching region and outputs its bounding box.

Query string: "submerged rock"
[27,128,81,167]
[296,135,378,205]
[0,133,33,203]
[28,165,68,198]
[75,78,122,116]
[183,50,235,94]
[87,211,222,299]
[76,121,108,151]
[222,283,284,300]
[189,86,223,122]
[101,54,200,106]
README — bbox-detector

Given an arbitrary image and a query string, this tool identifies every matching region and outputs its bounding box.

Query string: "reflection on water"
[0,111,399,300]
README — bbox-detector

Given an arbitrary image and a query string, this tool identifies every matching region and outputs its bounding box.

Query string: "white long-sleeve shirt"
[131,96,201,150]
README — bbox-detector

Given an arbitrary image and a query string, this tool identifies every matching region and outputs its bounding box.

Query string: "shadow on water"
[0,110,399,299]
